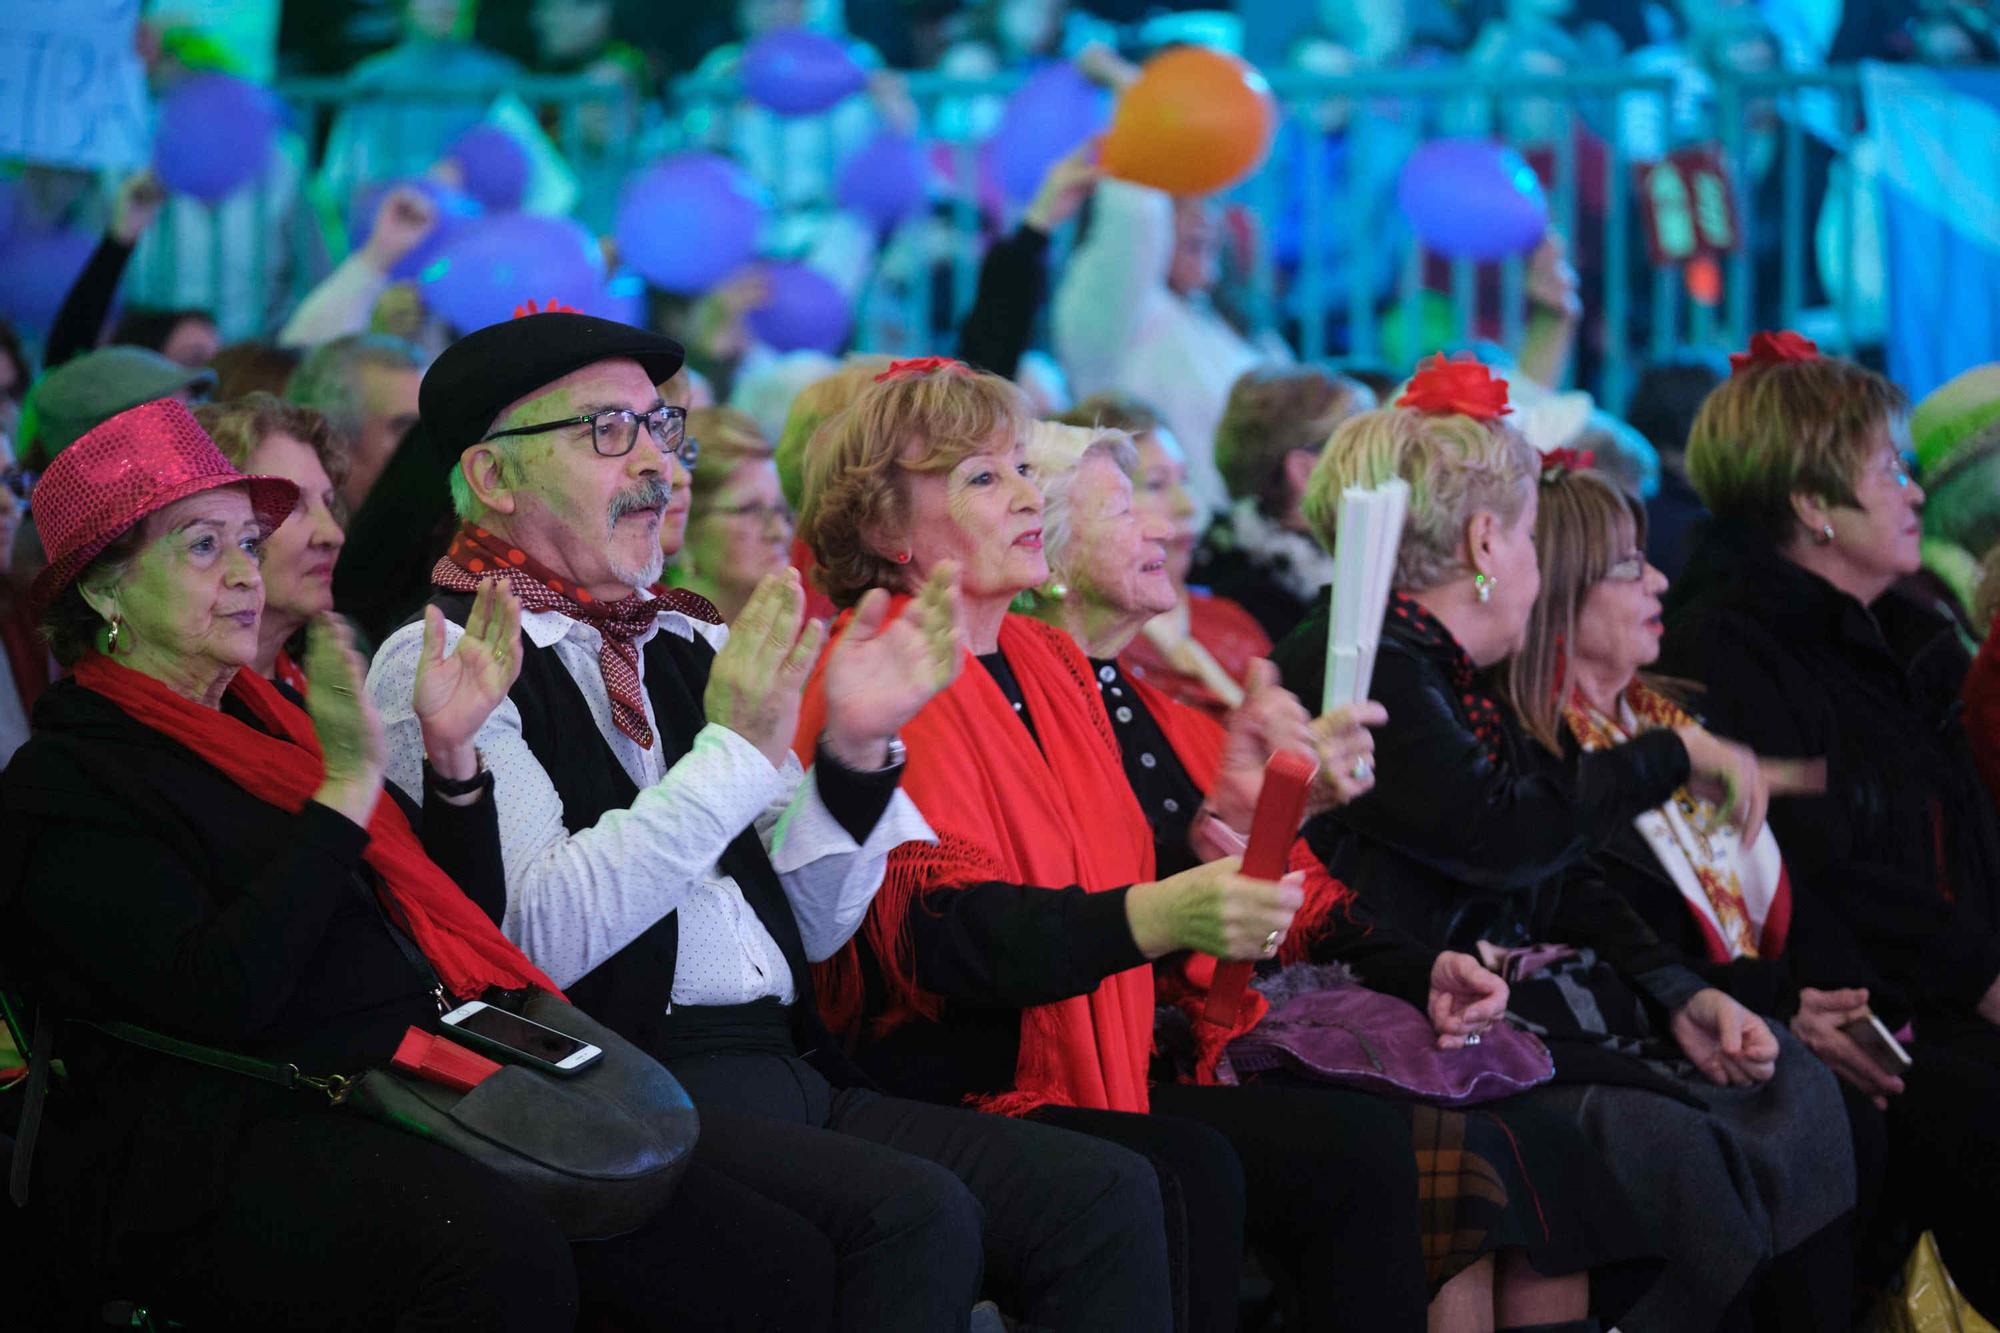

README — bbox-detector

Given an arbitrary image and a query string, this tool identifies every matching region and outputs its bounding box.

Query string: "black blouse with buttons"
[978,652,1204,875]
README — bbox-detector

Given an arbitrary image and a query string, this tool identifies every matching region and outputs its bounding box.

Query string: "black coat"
[0,678,503,1267]
[1658,522,2000,1032]
[1274,594,1695,975]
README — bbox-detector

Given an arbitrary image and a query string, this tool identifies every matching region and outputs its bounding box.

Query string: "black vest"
[430,594,844,1073]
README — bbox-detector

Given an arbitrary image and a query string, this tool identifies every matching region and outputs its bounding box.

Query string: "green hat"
[18,347,216,473]
[1913,363,2000,476]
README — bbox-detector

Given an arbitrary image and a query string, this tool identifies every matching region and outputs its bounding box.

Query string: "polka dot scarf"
[433,523,718,749]
[1388,592,1505,762]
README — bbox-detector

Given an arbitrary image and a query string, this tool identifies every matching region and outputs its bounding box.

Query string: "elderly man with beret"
[367,311,1176,1332]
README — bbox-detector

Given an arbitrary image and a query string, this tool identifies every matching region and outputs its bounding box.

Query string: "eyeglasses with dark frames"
[481,404,695,465]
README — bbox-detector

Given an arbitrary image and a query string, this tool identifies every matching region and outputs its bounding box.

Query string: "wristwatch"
[424,753,490,798]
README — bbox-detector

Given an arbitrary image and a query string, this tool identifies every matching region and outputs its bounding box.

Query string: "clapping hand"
[1672,988,1780,1087]
[304,614,388,827]
[821,563,965,769]
[704,568,826,769]
[414,579,523,780]
[1204,661,1307,832]
[1429,951,1509,1051]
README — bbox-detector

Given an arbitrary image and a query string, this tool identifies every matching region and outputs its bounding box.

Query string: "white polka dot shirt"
[369,606,934,1002]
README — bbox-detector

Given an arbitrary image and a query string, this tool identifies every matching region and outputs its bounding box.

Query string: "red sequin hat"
[28,399,300,617]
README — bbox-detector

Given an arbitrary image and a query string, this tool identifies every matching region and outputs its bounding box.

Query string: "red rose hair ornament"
[1728,330,1819,373]
[1539,447,1597,481]
[1397,354,1513,421]
[874,356,972,383]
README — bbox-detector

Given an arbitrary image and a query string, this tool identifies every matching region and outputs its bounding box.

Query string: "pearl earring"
[1473,573,1493,604]
[1817,523,1835,545]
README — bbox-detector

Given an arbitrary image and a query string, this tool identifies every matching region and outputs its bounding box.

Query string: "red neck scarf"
[271,648,308,696]
[73,653,563,1002]
[433,524,720,749]
[798,605,1158,1116]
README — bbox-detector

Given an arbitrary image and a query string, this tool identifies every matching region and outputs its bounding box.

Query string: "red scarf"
[433,524,721,749]
[73,653,564,1002]
[271,649,308,696]
[798,606,1158,1115]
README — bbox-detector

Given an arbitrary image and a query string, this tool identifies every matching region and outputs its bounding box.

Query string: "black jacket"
[1657,522,2000,1031]
[0,679,502,1265]
[1272,592,1703,1013]
[956,224,1050,381]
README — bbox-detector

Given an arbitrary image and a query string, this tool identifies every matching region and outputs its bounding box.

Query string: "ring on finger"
[1262,930,1280,957]
[1464,1030,1482,1046]
[1349,756,1372,782]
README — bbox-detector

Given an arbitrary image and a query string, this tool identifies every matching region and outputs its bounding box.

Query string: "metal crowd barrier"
[117,63,1892,411]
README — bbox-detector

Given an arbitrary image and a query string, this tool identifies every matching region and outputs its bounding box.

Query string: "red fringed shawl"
[797,608,1159,1115]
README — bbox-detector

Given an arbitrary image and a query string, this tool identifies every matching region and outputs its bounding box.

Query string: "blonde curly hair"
[799,367,1030,608]
[1303,405,1538,591]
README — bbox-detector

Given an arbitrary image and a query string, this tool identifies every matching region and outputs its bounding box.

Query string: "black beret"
[419,312,687,459]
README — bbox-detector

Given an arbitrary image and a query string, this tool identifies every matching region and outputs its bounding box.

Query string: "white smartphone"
[1840,1012,1914,1076]
[440,1000,603,1076]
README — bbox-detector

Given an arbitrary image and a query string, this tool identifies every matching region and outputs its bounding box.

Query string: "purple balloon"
[153,73,280,203]
[588,269,649,326]
[616,154,767,296]
[835,133,931,228]
[422,213,603,333]
[740,28,867,117]
[746,263,850,353]
[0,229,96,334]
[348,178,482,282]
[446,125,531,212]
[988,63,1109,206]
[1395,138,1550,262]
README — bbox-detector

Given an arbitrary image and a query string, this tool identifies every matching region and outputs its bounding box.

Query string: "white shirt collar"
[519,603,697,651]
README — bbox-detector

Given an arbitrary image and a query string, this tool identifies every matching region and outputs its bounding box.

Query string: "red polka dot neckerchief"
[1387,592,1505,763]
[432,523,720,749]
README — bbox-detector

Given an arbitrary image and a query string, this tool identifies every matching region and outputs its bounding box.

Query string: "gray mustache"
[608,478,674,526]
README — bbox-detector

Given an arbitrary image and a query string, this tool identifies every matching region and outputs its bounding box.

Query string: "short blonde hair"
[1687,357,1908,544]
[1303,406,1538,591]
[774,355,896,509]
[1215,367,1373,517]
[800,367,1029,607]
[193,393,350,514]
[1024,421,1137,583]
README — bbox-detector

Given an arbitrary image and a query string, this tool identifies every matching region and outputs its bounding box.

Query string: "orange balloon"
[1101,48,1278,197]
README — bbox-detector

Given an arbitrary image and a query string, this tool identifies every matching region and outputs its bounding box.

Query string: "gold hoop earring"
[1473,573,1493,604]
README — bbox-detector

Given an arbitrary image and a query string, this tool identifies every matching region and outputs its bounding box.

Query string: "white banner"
[0,0,150,171]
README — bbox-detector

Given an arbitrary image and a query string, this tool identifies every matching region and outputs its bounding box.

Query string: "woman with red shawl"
[795,362,1648,1332]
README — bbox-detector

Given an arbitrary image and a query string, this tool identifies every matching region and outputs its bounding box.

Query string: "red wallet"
[392,1026,502,1093]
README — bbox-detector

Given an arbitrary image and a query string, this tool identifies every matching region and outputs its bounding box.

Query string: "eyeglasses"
[1602,552,1647,583]
[482,404,694,464]
[710,500,795,527]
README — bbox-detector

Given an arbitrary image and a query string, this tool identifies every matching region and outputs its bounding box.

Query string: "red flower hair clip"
[512,297,582,319]
[1397,354,1512,421]
[1539,447,1596,481]
[874,356,971,383]
[1729,330,1819,373]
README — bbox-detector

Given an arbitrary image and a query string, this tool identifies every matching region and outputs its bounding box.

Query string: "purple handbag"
[1222,966,1554,1107]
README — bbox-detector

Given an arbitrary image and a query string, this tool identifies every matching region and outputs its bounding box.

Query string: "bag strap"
[78,1020,356,1105]
[8,1004,49,1208]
